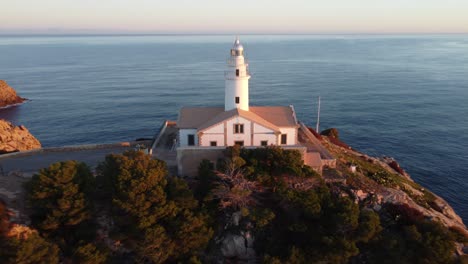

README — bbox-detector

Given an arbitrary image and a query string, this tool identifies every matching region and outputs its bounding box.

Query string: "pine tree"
[72,242,108,264]
[98,150,213,262]
[97,150,177,229]
[25,160,95,246]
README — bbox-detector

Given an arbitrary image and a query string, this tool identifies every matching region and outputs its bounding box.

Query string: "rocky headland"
[318,128,467,251]
[214,128,468,261]
[0,125,466,262]
[0,120,41,154]
[0,80,26,108]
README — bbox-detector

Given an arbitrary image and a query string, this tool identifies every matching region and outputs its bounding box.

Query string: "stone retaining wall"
[177,145,307,177]
[0,140,151,160]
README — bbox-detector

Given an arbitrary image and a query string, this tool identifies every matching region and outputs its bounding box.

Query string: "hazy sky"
[1,0,468,34]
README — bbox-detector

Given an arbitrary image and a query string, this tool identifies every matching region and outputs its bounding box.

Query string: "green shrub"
[1,233,60,264]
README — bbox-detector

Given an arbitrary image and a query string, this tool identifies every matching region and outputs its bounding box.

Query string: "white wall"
[279,127,297,145]
[225,78,249,111]
[225,53,250,111]
[179,128,198,146]
[180,118,297,147]
[253,123,273,133]
[207,123,224,133]
[252,134,277,146]
[252,123,277,146]
[199,123,225,146]
[226,116,252,146]
[200,134,224,147]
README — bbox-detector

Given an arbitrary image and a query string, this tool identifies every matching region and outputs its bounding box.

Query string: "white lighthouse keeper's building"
[177,37,300,149]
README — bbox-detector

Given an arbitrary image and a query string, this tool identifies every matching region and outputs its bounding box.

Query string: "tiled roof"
[177,107,224,129]
[250,106,298,128]
[177,106,298,131]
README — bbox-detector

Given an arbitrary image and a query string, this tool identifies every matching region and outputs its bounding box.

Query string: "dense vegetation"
[0,146,466,263]
[201,146,465,263]
[97,150,212,263]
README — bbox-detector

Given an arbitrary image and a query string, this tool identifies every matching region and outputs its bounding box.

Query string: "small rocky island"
[0,80,25,108]
[0,120,41,154]
[0,81,41,154]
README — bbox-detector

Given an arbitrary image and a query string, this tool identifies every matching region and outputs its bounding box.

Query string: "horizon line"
[1,32,468,37]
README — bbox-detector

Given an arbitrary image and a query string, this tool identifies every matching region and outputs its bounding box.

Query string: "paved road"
[0,146,134,176]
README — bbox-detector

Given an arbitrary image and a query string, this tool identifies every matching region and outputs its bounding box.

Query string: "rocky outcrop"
[0,120,41,154]
[320,128,467,232]
[221,234,254,259]
[320,127,340,139]
[218,211,256,261]
[0,80,26,108]
[320,127,352,149]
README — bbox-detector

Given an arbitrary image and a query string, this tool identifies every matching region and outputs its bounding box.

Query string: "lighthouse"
[174,37,306,176]
[224,37,251,111]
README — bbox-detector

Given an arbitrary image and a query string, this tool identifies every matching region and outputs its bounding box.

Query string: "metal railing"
[150,120,177,155]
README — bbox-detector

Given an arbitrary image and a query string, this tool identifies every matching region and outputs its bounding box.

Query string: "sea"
[0,34,467,222]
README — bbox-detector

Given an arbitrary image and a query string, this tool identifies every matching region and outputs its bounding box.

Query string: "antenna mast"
[316,96,321,133]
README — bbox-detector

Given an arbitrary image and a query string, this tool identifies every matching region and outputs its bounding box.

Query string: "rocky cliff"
[0,80,25,108]
[319,127,466,231]
[0,120,41,154]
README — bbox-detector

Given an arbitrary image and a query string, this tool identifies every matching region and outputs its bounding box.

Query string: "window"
[236,69,240,76]
[234,124,244,134]
[210,141,217,147]
[234,141,244,147]
[188,134,195,146]
[261,140,268,146]
[235,97,240,104]
[281,134,287,145]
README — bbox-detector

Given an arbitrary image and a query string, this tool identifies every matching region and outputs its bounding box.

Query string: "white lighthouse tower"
[225,37,251,111]
[175,37,307,176]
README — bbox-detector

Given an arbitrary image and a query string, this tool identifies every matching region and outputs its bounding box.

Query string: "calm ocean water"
[0,34,467,222]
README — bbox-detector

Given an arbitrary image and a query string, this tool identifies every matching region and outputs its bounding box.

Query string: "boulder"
[355,189,369,201]
[0,120,41,153]
[0,80,25,108]
[231,211,242,226]
[220,233,256,261]
[321,128,340,139]
[221,234,247,258]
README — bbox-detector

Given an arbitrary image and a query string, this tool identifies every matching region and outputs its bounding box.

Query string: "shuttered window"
[234,124,244,134]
